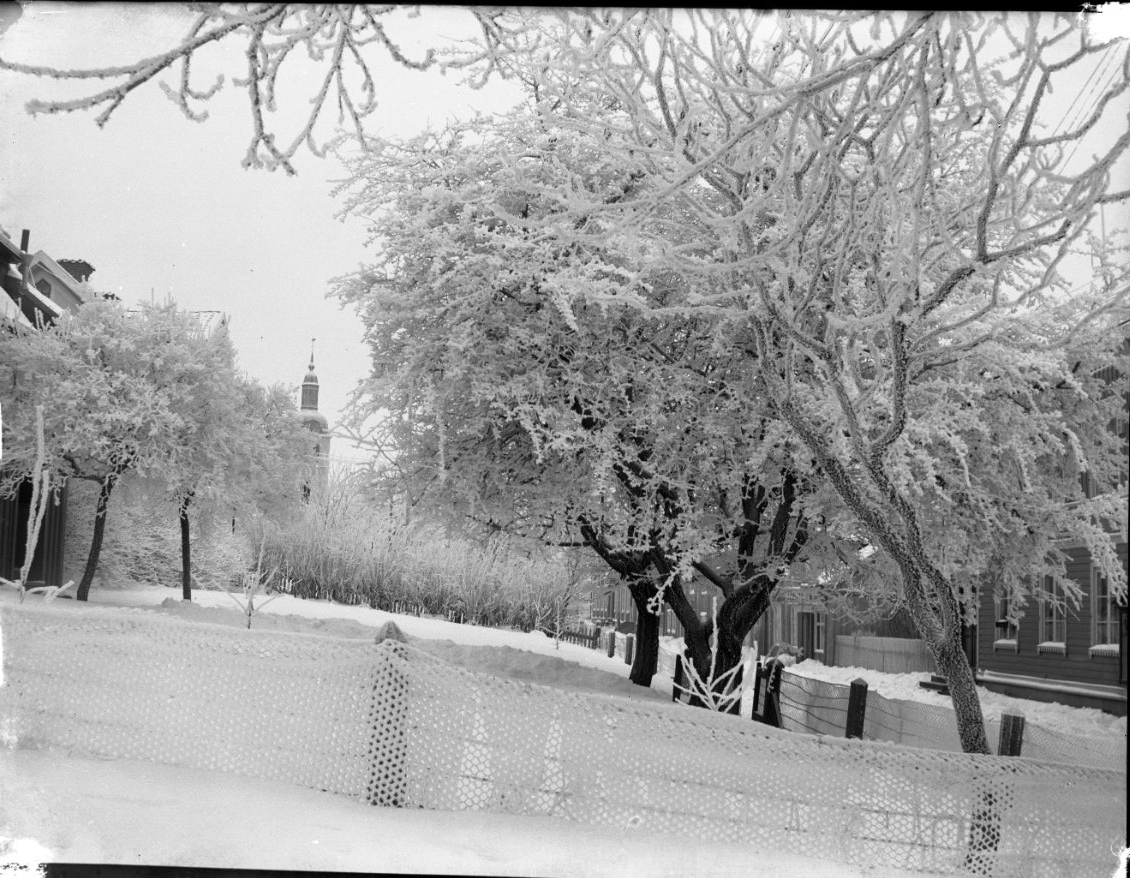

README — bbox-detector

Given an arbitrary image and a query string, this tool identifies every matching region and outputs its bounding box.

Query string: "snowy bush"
[248,475,593,631]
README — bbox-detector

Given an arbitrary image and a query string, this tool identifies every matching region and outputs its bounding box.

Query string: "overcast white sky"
[0,3,524,465]
[1,6,1128,468]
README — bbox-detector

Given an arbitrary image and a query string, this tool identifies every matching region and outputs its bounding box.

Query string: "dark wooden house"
[977,543,1128,715]
[1,227,87,589]
[975,345,1129,716]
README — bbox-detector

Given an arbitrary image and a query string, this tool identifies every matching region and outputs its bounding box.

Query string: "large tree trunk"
[626,580,660,686]
[663,472,806,708]
[180,493,193,601]
[776,396,991,753]
[672,582,773,709]
[900,563,991,755]
[657,573,711,679]
[656,562,791,708]
[76,476,116,602]
[578,520,661,688]
[931,627,991,755]
[710,576,775,696]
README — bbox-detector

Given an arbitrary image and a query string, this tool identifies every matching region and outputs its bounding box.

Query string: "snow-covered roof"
[17,281,64,323]
[0,232,21,264]
[1,288,33,328]
[28,250,86,305]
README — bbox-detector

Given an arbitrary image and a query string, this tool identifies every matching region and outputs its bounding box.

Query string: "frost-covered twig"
[224,536,284,628]
[0,5,515,174]
[672,598,749,713]
[23,580,77,602]
[673,656,745,713]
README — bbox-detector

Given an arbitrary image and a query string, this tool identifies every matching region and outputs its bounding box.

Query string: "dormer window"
[35,279,51,299]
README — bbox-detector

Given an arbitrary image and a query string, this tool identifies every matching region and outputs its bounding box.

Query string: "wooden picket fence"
[557,627,638,667]
[558,628,600,649]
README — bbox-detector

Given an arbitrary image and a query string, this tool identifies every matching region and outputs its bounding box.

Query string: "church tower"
[298,340,331,490]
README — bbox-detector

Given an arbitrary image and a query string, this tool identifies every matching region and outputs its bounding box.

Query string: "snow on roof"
[19,280,64,322]
[191,310,227,335]
[29,250,86,303]
[0,228,22,262]
[1,288,34,328]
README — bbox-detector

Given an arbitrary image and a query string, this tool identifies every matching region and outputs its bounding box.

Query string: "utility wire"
[1048,44,1114,141]
[1059,45,1123,172]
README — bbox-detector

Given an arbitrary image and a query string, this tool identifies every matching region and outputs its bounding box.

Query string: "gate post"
[998,711,1025,757]
[845,678,868,739]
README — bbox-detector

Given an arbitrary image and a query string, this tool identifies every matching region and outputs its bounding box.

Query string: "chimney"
[58,259,95,283]
[18,230,30,279]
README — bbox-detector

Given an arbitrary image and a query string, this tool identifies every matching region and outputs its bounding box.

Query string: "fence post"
[624,634,635,666]
[606,631,616,658]
[672,654,684,703]
[998,711,1025,757]
[763,660,784,728]
[751,661,763,716]
[845,677,868,739]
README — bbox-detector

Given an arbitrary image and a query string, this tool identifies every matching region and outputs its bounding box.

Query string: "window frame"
[993,592,1020,653]
[1037,576,1067,656]
[1090,567,1122,657]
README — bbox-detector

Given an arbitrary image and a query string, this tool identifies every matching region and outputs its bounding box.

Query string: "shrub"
[249,470,593,630]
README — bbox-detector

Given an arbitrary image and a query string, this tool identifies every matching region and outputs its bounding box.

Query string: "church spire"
[298,338,330,451]
[301,337,319,413]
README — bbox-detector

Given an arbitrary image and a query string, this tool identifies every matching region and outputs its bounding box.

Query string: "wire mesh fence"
[779,670,1126,773]
[1,601,1125,877]
[777,671,852,737]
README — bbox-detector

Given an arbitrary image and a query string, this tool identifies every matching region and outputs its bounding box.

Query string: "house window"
[1121,606,1128,685]
[993,593,1019,652]
[35,278,51,299]
[796,610,825,662]
[1037,577,1066,655]
[1090,568,1123,657]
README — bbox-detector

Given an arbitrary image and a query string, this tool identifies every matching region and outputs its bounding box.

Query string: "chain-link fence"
[1,601,1124,877]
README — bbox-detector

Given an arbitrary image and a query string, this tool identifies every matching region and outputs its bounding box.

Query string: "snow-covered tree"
[159,318,313,600]
[0,4,522,174]
[5,7,1127,752]
[1,300,255,602]
[226,378,318,522]
[331,110,862,691]
[485,10,1130,753]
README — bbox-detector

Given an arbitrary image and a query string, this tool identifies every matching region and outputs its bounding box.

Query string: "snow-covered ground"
[0,581,1124,876]
[0,748,878,878]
